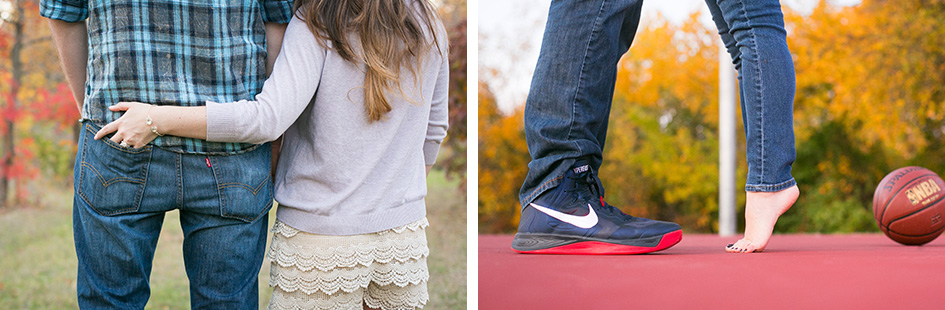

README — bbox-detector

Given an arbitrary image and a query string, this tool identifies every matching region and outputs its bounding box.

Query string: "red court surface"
[480,234,945,310]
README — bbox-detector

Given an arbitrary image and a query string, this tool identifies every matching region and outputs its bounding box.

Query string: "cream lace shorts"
[267,218,430,310]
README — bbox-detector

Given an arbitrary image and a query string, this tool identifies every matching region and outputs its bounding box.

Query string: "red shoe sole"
[512,230,683,255]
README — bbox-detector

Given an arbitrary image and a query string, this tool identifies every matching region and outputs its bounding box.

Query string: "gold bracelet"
[146,105,164,137]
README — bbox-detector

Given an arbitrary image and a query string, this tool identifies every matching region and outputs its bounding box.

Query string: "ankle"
[747,185,800,198]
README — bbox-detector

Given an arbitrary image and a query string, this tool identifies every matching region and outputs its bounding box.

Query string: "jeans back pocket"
[75,123,152,216]
[208,144,272,222]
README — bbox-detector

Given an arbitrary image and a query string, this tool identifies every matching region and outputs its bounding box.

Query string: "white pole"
[718,39,737,237]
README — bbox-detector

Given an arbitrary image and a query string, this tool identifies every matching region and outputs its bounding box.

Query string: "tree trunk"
[1,0,24,208]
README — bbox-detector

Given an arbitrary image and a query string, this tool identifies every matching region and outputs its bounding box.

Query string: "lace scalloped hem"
[267,218,430,310]
[269,218,430,272]
[270,256,429,295]
[268,282,428,310]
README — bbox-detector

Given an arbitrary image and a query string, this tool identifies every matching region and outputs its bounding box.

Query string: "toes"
[725,240,759,253]
[738,244,756,253]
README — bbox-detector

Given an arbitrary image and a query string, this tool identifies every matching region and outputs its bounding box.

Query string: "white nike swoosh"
[529,202,599,229]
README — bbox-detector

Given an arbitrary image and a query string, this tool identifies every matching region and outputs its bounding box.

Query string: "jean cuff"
[519,176,564,209]
[745,177,796,192]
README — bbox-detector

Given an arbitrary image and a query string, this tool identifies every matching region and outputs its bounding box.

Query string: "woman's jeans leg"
[706,0,797,192]
[519,0,644,207]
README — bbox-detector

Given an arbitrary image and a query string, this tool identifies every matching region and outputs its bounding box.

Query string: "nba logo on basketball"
[873,166,945,245]
[905,179,942,206]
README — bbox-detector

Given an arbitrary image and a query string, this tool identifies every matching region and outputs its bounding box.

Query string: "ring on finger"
[120,141,130,148]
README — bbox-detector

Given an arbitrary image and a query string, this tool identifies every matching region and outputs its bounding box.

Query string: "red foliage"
[34,83,81,129]
[0,137,38,180]
[1,103,18,122]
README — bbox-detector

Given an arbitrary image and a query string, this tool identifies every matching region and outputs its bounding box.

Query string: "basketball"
[873,166,945,245]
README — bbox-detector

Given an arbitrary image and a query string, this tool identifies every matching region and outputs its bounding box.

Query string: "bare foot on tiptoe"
[726,185,799,253]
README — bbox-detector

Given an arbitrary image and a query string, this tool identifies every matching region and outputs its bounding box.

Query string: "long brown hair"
[293,0,442,122]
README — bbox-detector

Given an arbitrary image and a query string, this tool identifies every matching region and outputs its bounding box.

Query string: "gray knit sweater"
[205,14,449,235]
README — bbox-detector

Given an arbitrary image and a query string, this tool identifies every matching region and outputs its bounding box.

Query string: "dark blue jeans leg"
[179,145,272,310]
[519,0,644,207]
[73,122,169,309]
[706,0,797,192]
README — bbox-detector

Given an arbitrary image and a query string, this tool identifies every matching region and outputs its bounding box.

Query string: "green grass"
[0,170,466,309]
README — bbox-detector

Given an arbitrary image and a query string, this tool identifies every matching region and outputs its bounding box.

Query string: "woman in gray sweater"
[95,0,449,308]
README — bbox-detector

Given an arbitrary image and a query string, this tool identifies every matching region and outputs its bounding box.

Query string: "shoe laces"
[564,168,626,218]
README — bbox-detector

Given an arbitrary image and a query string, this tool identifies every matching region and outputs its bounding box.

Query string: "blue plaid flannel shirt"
[40,0,293,154]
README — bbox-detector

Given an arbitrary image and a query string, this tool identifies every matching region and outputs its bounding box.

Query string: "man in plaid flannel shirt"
[42,0,292,308]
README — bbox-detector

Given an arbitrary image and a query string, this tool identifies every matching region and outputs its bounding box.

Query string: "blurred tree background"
[0,0,80,210]
[479,0,945,233]
[440,0,467,189]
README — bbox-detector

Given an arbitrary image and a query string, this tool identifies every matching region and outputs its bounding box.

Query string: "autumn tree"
[1,0,79,208]
[478,84,530,232]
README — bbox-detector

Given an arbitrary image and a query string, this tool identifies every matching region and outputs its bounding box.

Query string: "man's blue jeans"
[519,0,796,208]
[72,121,272,309]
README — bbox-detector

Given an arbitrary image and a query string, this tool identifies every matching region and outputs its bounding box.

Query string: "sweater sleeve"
[206,16,324,144]
[423,33,450,166]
